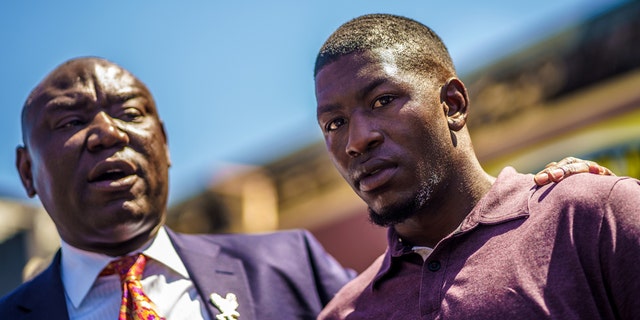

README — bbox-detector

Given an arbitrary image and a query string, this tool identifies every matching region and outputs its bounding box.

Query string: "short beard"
[368,175,440,227]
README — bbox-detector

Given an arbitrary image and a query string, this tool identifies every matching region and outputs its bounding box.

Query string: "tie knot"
[100,254,147,281]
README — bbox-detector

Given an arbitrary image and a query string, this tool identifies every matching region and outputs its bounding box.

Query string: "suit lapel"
[166,229,256,320]
[17,251,70,320]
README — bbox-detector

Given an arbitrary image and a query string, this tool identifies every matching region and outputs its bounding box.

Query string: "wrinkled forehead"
[20,59,158,141]
[25,59,153,112]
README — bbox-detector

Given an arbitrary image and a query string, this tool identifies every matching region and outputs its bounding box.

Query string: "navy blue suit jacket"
[0,228,354,320]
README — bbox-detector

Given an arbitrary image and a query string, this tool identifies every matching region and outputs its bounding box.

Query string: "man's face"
[315,51,453,226]
[17,58,171,255]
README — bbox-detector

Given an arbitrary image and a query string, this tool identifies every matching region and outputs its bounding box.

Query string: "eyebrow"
[109,90,145,103]
[316,77,388,116]
[37,90,146,115]
[316,103,341,116]
[360,78,388,99]
[40,92,89,111]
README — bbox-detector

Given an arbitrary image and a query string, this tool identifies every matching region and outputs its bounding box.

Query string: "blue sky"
[0,0,624,205]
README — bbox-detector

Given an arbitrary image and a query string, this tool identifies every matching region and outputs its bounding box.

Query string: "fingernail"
[534,172,549,185]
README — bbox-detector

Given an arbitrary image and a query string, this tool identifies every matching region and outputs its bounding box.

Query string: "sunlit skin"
[316,50,495,247]
[16,58,171,256]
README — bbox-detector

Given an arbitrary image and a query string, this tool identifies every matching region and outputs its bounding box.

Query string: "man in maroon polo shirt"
[314,14,640,319]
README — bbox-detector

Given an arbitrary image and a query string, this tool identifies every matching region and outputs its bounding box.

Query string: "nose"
[345,113,383,158]
[86,112,130,152]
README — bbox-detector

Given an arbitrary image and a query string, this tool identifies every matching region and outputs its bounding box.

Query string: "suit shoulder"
[0,284,22,313]
[0,266,52,316]
[0,281,30,312]
[172,228,313,251]
[318,253,385,319]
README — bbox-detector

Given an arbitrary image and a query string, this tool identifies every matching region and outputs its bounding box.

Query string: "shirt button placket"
[421,258,445,318]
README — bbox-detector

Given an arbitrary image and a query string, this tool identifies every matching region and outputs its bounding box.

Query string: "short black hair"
[314,14,456,82]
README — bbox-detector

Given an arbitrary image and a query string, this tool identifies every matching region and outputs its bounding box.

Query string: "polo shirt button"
[427,260,441,272]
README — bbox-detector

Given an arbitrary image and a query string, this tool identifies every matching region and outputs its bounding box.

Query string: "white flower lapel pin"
[210,292,240,320]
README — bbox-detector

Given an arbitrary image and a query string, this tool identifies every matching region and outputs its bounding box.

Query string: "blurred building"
[465,0,640,176]
[0,197,58,296]
[169,1,640,272]
[179,145,385,272]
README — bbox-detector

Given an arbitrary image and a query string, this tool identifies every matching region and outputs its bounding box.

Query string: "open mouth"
[88,159,138,190]
[93,170,130,182]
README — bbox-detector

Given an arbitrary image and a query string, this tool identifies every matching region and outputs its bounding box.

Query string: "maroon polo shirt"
[319,167,640,319]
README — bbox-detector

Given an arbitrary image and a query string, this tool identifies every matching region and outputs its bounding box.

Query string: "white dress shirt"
[60,227,211,320]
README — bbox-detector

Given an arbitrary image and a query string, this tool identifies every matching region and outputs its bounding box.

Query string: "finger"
[536,158,615,186]
[543,161,558,169]
[554,157,578,167]
[543,156,579,170]
[548,168,566,182]
[561,162,587,175]
[586,161,616,176]
[534,167,565,185]
[533,171,550,186]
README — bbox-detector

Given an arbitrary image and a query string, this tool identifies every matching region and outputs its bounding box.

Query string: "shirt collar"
[61,226,189,308]
[144,226,190,278]
[370,228,411,288]
[458,167,532,232]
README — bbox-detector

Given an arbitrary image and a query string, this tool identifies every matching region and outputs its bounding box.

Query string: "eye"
[119,107,144,122]
[59,119,84,129]
[372,95,395,109]
[53,115,85,129]
[113,95,148,122]
[326,118,347,132]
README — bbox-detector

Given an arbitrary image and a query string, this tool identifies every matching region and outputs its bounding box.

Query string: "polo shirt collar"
[459,167,532,231]
[372,167,533,288]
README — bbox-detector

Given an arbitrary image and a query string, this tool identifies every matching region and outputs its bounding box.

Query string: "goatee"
[368,176,439,227]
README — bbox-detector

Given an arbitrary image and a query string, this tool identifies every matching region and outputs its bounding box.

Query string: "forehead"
[90,62,140,93]
[317,50,398,81]
[315,50,404,105]
[27,60,150,110]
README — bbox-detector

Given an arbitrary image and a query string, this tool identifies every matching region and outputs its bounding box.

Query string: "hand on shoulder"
[533,157,615,186]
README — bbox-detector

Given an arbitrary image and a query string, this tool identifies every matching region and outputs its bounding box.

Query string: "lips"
[353,160,397,192]
[87,159,138,191]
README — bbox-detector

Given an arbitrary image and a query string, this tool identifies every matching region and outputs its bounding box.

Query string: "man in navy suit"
[0,57,354,320]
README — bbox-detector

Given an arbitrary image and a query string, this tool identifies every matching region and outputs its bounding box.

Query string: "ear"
[440,78,469,132]
[16,146,37,197]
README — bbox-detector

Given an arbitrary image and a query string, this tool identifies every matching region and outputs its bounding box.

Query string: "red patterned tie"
[100,254,165,320]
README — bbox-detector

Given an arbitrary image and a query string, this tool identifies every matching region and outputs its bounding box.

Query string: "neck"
[394,165,495,248]
[77,225,162,257]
